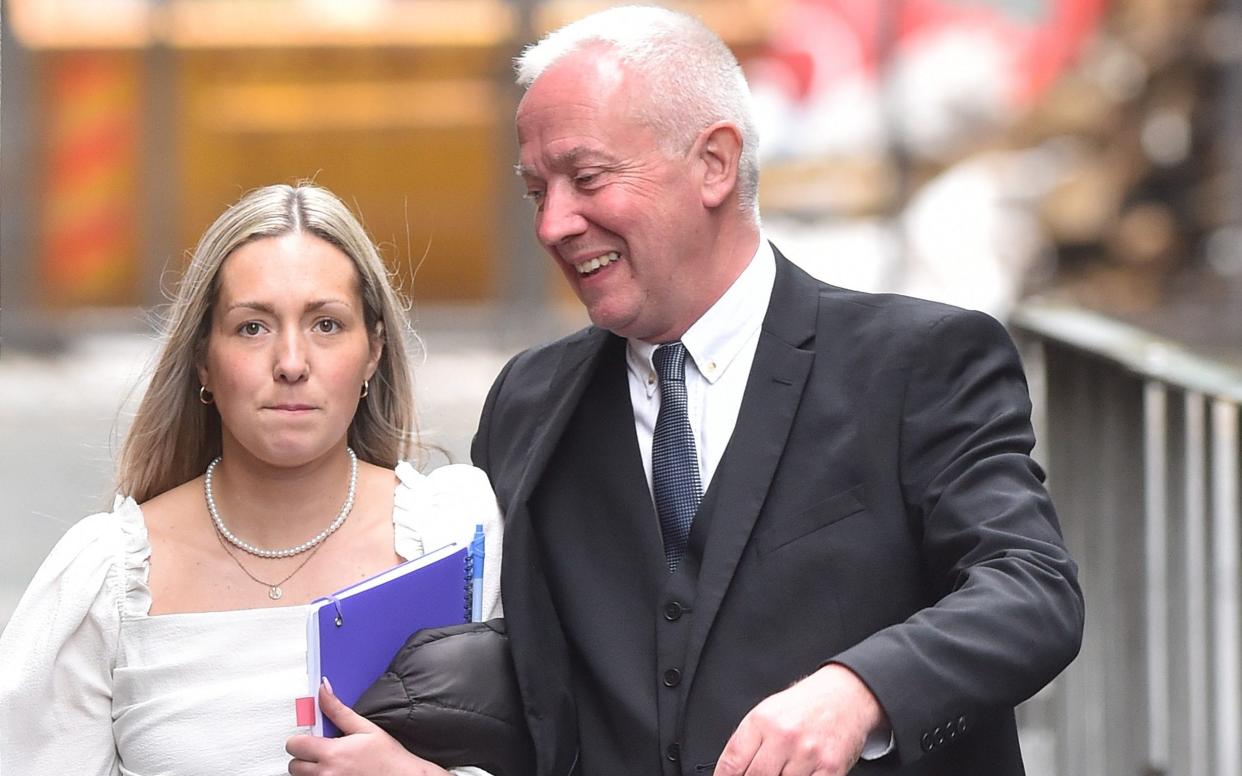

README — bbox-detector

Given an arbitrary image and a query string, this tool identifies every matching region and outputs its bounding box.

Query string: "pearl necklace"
[205,447,358,559]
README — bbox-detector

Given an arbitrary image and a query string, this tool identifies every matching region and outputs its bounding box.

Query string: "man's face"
[516,52,711,343]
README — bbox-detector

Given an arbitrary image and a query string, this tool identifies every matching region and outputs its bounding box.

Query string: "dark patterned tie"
[652,342,703,572]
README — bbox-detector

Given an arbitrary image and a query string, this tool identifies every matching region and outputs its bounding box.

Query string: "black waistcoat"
[528,338,721,776]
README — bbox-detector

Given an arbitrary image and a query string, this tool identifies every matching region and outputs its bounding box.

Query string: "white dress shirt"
[626,240,775,500]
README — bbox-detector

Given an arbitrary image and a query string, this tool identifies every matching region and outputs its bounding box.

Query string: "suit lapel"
[511,327,615,509]
[680,249,821,692]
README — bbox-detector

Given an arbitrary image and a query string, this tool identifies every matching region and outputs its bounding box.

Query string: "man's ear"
[696,122,744,209]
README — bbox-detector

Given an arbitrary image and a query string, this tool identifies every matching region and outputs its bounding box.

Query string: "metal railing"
[1013,300,1242,776]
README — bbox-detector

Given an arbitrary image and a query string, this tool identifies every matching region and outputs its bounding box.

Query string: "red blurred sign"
[755,0,1108,105]
[38,52,142,305]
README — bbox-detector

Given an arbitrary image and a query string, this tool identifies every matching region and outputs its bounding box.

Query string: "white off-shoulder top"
[0,463,503,776]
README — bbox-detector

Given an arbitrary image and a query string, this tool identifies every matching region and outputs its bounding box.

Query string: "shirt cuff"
[860,725,895,760]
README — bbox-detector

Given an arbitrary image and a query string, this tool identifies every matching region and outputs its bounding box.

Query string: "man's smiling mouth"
[574,251,620,276]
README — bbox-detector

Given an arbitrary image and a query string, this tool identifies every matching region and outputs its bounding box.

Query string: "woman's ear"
[696,122,744,209]
[366,322,385,380]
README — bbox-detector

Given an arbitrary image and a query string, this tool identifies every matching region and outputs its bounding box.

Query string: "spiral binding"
[463,553,474,622]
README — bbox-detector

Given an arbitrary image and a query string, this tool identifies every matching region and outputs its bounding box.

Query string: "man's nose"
[536,184,588,247]
[273,330,309,382]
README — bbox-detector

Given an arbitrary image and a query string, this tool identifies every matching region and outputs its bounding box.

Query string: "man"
[472,6,1084,775]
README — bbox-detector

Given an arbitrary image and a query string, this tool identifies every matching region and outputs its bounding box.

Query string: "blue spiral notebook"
[305,542,473,737]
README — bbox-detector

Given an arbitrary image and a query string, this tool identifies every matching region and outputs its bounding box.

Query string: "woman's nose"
[273,330,309,382]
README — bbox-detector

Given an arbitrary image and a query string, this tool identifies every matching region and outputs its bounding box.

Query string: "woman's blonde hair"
[118,182,421,502]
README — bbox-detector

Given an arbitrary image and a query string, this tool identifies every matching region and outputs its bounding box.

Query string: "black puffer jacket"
[354,619,535,776]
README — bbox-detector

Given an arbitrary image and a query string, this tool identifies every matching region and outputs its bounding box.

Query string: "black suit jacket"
[472,248,1084,775]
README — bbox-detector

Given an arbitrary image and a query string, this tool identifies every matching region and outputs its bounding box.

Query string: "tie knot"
[653,342,688,384]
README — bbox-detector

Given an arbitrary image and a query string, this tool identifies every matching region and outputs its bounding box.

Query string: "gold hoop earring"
[360,379,369,399]
[199,386,214,405]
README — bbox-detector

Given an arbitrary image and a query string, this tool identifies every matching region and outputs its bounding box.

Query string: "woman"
[0,183,502,775]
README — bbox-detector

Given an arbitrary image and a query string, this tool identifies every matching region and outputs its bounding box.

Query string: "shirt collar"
[626,238,776,387]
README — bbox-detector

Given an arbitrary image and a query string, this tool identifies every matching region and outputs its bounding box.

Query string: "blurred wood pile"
[758,0,1242,331]
[1022,0,1232,315]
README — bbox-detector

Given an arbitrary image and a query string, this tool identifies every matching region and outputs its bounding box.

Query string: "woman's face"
[198,232,382,468]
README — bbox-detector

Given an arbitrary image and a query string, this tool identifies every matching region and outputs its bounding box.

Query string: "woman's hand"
[287,679,451,776]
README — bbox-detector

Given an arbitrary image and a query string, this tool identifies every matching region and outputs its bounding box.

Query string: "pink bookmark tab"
[294,696,316,727]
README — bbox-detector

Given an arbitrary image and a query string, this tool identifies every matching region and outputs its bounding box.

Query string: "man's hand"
[286,679,450,776]
[714,663,887,776]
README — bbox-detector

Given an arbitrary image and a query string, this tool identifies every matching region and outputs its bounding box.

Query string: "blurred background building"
[2,0,1242,774]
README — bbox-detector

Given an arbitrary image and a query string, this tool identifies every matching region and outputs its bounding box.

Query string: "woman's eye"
[240,322,264,336]
[315,319,341,334]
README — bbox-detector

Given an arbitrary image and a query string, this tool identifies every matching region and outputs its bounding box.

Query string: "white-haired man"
[472,6,1083,775]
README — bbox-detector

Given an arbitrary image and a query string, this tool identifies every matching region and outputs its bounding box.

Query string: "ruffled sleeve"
[0,497,148,776]
[392,463,503,621]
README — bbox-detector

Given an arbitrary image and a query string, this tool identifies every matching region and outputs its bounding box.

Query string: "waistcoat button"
[664,601,684,621]
[663,668,682,687]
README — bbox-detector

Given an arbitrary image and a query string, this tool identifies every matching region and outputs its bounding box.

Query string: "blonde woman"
[0,183,502,776]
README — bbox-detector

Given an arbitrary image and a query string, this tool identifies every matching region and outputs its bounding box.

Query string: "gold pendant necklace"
[216,530,326,600]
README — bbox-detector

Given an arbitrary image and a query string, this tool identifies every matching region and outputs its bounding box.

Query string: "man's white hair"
[515,4,760,218]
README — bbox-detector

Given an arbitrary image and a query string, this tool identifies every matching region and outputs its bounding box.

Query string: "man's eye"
[523,190,545,204]
[575,173,599,187]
